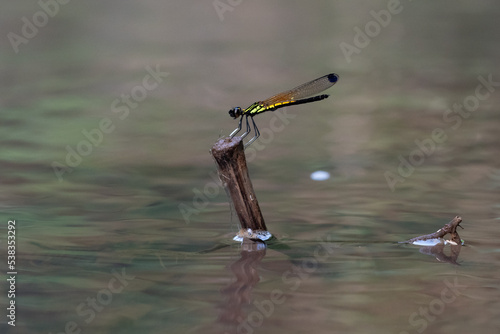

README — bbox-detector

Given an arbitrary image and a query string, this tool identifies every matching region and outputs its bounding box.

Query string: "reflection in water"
[403,216,464,264]
[218,240,267,333]
[217,216,466,333]
[417,242,462,265]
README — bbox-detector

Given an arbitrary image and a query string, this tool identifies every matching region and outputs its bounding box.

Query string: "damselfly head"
[228,107,242,118]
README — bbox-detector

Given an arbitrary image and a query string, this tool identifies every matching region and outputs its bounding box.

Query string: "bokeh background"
[1,1,500,333]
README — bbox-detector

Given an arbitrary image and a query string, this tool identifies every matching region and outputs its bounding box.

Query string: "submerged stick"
[211,136,267,234]
[404,216,463,244]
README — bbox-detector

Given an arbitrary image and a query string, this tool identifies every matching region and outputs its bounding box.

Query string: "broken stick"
[211,136,267,234]
[404,216,463,244]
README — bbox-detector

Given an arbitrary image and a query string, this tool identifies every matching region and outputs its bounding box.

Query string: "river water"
[1,1,500,333]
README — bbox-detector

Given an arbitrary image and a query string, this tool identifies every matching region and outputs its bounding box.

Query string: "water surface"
[1,1,500,333]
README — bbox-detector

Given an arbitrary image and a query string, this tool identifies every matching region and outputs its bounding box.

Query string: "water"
[1,1,500,333]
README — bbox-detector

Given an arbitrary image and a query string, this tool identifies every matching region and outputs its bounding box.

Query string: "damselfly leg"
[244,117,260,148]
[229,115,260,148]
[229,116,243,138]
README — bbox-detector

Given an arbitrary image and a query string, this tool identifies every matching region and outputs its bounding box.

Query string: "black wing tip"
[327,73,339,83]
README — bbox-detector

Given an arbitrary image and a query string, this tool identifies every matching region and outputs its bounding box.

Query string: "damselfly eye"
[228,107,242,118]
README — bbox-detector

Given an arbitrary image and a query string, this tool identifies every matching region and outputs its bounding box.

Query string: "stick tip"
[212,136,242,153]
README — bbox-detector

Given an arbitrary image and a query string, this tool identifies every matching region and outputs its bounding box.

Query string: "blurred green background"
[1,1,500,333]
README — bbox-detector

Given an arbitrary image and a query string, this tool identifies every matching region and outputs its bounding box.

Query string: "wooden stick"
[211,136,267,232]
